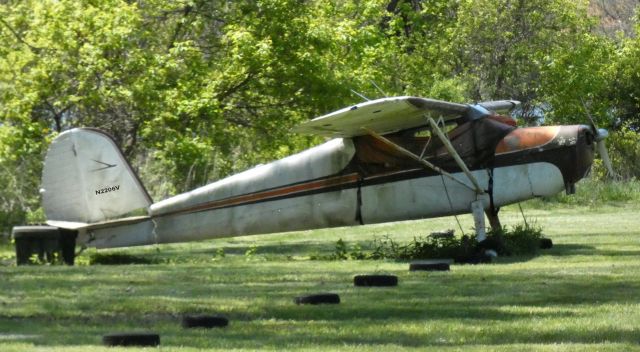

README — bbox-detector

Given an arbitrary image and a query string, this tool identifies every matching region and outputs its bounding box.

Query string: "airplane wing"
[292,96,470,138]
[293,96,520,138]
[478,100,521,114]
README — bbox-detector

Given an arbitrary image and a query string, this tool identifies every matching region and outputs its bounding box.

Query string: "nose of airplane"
[570,125,596,184]
[495,124,595,191]
[527,124,596,190]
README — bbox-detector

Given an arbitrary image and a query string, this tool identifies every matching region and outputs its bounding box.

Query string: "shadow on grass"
[5,285,640,349]
[543,243,640,258]
[85,240,639,267]
[88,252,163,265]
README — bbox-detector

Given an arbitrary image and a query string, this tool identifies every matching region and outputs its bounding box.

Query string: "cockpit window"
[350,117,516,176]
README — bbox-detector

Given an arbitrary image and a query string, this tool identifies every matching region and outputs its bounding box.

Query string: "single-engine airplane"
[25,96,612,259]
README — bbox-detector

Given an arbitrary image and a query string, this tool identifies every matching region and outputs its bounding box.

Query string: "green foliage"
[528,178,640,208]
[604,125,640,180]
[244,244,258,259]
[319,223,543,262]
[607,15,640,130]
[487,222,544,256]
[453,0,593,124]
[332,238,348,260]
[540,32,615,126]
[0,124,50,235]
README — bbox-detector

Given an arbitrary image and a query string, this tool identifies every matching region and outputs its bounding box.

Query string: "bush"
[599,125,640,180]
[486,223,544,256]
[316,223,544,262]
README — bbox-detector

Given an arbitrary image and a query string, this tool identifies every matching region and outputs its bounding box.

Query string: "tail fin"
[41,128,152,224]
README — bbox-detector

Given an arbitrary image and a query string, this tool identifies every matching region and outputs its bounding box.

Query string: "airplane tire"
[102,332,160,347]
[182,314,229,328]
[540,238,553,249]
[353,274,398,287]
[294,293,340,305]
[409,262,450,271]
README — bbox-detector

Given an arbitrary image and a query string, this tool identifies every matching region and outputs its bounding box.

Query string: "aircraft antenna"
[370,81,388,97]
[517,202,529,228]
[350,89,370,101]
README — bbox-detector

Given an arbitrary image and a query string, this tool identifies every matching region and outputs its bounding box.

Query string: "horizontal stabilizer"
[47,215,151,231]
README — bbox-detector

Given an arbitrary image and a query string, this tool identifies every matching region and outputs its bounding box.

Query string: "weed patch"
[315,222,545,262]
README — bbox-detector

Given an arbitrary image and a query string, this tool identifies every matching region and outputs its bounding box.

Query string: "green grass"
[524,178,640,208]
[1,199,640,351]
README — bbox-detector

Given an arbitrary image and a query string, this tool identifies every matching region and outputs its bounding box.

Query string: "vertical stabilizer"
[41,128,152,224]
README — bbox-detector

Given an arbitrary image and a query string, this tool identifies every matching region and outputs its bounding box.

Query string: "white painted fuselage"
[81,138,566,249]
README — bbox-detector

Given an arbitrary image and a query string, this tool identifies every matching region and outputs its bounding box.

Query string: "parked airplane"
[23,96,609,261]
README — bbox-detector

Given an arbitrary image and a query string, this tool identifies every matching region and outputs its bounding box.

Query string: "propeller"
[581,100,617,179]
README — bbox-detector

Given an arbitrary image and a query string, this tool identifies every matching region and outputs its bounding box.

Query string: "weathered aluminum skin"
[359,162,563,225]
[85,161,564,248]
[150,138,356,217]
[153,190,359,244]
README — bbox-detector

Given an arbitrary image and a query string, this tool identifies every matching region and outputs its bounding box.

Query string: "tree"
[451,0,594,124]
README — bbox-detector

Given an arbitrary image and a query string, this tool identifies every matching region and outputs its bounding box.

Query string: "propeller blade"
[580,99,617,179]
[596,139,616,178]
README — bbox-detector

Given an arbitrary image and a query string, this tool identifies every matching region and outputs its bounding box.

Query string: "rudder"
[41,128,152,224]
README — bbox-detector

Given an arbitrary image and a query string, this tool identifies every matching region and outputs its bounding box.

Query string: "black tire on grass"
[102,332,160,347]
[353,274,398,287]
[540,238,553,249]
[409,262,450,271]
[294,293,340,305]
[182,314,229,328]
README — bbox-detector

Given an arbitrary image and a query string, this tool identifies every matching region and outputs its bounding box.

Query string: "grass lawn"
[1,200,639,351]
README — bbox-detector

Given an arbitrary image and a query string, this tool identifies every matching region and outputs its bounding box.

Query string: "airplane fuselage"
[81,122,594,249]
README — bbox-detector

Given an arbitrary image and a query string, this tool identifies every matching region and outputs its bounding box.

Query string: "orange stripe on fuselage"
[158,173,361,217]
[495,126,560,154]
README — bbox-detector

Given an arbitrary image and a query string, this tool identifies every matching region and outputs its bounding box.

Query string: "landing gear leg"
[485,207,502,231]
[470,200,486,242]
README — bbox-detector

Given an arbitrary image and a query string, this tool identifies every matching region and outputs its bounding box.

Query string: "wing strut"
[361,128,476,192]
[426,117,485,195]
[426,117,489,241]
